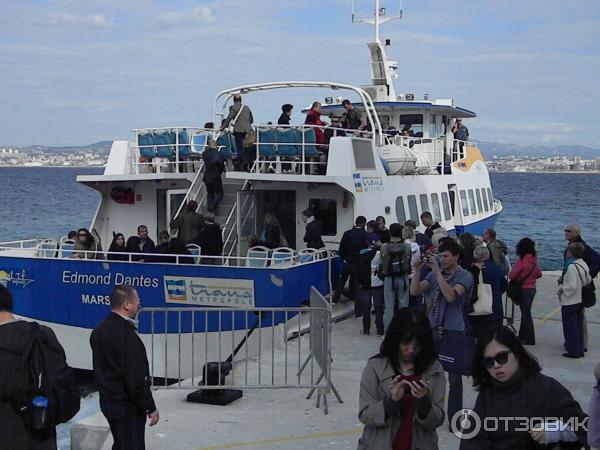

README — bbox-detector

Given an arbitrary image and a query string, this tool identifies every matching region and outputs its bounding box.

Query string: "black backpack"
[10,322,80,430]
[386,242,412,276]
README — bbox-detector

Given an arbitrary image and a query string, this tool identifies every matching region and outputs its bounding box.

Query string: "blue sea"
[0,167,598,270]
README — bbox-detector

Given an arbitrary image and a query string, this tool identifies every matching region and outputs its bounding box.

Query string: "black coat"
[126,236,156,261]
[90,313,156,417]
[460,372,588,450]
[277,113,290,125]
[203,147,224,184]
[0,321,63,450]
[304,220,324,249]
[198,223,223,256]
[339,227,368,262]
[424,222,441,240]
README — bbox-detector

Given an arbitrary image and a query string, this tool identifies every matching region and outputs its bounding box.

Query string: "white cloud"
[158,7,214,26]
[47,12,113,28]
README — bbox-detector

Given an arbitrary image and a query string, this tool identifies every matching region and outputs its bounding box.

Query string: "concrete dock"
[70,272,599,450]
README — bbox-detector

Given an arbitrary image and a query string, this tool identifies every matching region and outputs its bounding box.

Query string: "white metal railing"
[221,179,253,264]
[171,165,207,221]
[0,244,337,268]
[130,126,219,175]
[451,139,479,162]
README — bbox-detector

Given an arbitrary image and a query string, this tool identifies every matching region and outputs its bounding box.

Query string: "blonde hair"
[402,226,416,242]
[431,227,448,248]
[473,245,490,262]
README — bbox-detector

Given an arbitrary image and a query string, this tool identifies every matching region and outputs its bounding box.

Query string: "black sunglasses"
[481,350,511,368]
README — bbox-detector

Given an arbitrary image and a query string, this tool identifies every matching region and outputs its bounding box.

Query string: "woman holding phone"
[358,308,446,450]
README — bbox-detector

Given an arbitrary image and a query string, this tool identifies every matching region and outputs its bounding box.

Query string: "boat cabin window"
[419,194,430,217]
[431,193,442,222]
[379,114,391,130]
[441,192,452,220]
[430,114,445,139]
[352,140,376,170]
[407,195,419,221]
[482,189,490,211]
[308,199,337,236]
[459,190,469,216]
[476,189,484,213]
[468,189,477,215]
[399,114,423,137]
[395,196,407,224]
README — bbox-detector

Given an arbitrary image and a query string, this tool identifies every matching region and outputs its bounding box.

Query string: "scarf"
[564,258,578,271]
[430,265,470,330]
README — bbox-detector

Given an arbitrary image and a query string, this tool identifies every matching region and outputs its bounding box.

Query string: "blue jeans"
[562,303,584,356]
[383,275,409,330]
[518,288,537,345]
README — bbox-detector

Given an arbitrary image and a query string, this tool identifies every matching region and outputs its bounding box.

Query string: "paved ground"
[72,272,599,450]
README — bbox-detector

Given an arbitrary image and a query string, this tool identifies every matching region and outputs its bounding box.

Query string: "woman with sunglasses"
[358,308,446,450]
[72,228,103,260]
[460,326,588,449]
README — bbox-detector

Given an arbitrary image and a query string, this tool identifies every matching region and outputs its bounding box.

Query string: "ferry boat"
[0,1,501,376]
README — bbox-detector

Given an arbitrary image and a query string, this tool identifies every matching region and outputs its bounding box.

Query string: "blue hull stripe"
[455,212,500,236]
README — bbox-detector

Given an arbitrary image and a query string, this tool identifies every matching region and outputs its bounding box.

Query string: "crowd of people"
[66,206,224,264]
[352,214,600,449]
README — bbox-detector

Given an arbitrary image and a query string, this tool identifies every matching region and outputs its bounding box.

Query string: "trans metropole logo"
[450,409,589,439]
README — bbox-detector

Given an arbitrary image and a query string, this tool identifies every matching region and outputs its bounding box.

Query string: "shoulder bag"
[573,263,596,308]
[507,264,536,305]
[436,304,477,376]
[470,270,493,316]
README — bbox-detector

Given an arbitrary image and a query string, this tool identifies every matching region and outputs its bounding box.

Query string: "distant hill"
[19,141,113,155]
[481,142,600,159]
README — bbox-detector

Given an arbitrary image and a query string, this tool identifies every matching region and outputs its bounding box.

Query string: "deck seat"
[186,243,201,264]
[270,247,296,267]
[258,128,276,157]
[36,239,58,258]
[275,128,299,157]
[246,246,270,268]
[177,129,191,158]
[59,240,75,258]
[191,133,208,155]
[217,132,237,160]
[298,248,318,264]
[137,131,156,158]
[300,128,319,157]
[154,129,174,158]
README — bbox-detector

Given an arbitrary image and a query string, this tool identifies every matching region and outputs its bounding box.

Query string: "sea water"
[0,167,598,270]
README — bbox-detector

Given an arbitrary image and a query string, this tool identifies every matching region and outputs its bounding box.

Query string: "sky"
[0,0,599,147]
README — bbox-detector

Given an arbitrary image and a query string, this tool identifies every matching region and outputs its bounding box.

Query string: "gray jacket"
[169,210,204,244]
[358,357,446,450]
[223,103,254,134]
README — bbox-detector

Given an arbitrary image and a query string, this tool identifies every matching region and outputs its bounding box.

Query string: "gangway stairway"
[171,163,250,264]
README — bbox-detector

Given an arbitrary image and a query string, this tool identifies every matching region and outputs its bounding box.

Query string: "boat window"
[308,199,337,236]
[460,190,469,216]
[441,192,452,220]
[482,188,489,211]
[419,194,430,217]
[468,189,477,215]
[431,194,442,222]
[407,195,419,221]
[476,189,484,213]
[399,114,423,137]
[379,115,391,130]
[487,188,494,209]
[352,139,376,170]
[395,196,407,224]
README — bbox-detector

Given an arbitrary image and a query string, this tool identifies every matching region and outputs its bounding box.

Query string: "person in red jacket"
[304,101,327,145]
[509,238,542,346]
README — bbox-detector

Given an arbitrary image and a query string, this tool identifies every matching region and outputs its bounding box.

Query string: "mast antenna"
[352,0,403,44]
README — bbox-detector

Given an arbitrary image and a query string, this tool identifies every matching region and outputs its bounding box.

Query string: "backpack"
[9,322,80,431]
[385,242,412,277]
[588,246,600,279]
[573,263,596,308]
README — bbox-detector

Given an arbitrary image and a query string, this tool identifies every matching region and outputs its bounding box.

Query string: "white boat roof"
[305,101,477,118]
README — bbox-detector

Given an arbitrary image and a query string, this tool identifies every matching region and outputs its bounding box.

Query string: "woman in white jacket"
[558,242,591,358]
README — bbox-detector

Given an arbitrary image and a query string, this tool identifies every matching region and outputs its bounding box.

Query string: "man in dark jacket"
[0,285,68,450]
[126,225,156,262]
[277,104,293,125]
[197,212,223,264]
[169,200,204,244]
[90,285,159,450]
[420,211,441,240]
[203,140,225,215]
[302,209,324,249]
[332,216,369,310]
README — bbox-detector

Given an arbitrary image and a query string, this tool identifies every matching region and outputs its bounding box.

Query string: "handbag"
[436,304,476,376]
[507,264,536,305]
[573,264,596,308]
[227,105,246,134]
[470,270,493,316]
[243,129,256,148]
